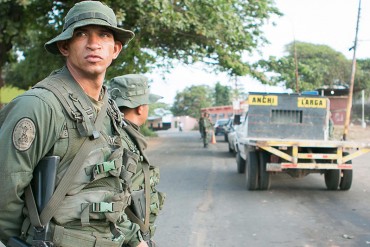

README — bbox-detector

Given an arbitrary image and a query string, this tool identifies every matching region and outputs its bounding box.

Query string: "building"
[201,101,246,123]
[317,87,349,125]
[146,108,197,131]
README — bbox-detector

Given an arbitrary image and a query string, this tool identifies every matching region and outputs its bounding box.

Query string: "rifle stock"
[8,156,59,247]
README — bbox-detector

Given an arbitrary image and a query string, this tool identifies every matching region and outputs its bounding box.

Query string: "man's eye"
[101,32,112,38]
[74,31,87,37]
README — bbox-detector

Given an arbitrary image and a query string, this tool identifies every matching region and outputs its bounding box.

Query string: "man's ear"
[112,41,123,60]
[57,40,69,56]
[136,105,144,115]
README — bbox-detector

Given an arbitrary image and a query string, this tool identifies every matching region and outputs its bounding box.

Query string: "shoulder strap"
[33,67,96,137]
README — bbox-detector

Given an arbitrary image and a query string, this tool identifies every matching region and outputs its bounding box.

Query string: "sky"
[146,0,370,105]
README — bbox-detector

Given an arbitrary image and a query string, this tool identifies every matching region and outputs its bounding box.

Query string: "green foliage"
[171,85,212,119]
[252,42,360,92]
[356,59,370,95]
[214,82,231,106]
[0,85,25,104]
[140,124,158,137]
[1,0,281,88]
[148,102,170,116]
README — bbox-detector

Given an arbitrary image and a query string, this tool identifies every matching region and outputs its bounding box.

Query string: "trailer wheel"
[339,170,353,190]
[339,153,352,190]
[246,151,259,190]
[236,152,245,174]
[325,170,340,190]
[259,151,271,190]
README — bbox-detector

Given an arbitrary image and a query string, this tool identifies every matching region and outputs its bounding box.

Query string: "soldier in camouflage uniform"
[200,112,213,148]
[0,1,149,247]
[109,74,166,247]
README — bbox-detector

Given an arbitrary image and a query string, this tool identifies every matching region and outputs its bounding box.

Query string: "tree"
[1,0,281,89]
[171,85,212,119]
[214,82,231,106]
[356,59,370,95]
[252,42,355,92]
[148,102,170,116]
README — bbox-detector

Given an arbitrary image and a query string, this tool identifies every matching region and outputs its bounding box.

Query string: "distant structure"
[316,86,349,125]
[146,108,197,131]
[201,101,246,123]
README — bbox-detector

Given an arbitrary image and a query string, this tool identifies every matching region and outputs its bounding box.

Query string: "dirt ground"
[333,124,370,142]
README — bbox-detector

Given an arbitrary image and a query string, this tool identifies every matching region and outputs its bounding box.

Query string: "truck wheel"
[246,151,259,190]
[236,152,245,173]
[339,153,352,190]
[259,151,271,190]
[339,170,353,190]
[325,170,340,190]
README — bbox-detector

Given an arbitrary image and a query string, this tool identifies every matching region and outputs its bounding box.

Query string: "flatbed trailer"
[234,92,370,190]
[238,137,370,190]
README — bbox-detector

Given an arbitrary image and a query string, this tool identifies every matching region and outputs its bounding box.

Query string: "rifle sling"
[25,92,109,228]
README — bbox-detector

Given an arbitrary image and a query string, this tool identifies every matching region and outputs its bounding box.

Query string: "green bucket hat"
[45,1,135,55]
[109,74,163,108]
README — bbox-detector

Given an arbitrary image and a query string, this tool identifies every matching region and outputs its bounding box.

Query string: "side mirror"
[234,114,241,125]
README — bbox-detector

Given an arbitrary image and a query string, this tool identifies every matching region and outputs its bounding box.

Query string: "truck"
[234,92,370,191]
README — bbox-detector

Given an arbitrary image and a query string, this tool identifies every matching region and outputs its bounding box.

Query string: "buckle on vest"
[92,202,114,213]
[94,160,116,174]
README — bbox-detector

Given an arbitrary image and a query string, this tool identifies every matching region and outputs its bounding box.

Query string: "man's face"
[57,25,122,79]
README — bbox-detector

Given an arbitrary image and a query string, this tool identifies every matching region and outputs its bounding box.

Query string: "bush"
[140,125,158,137]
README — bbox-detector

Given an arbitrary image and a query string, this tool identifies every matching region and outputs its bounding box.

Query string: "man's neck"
[67,65,105,101]
[123,110,142,127]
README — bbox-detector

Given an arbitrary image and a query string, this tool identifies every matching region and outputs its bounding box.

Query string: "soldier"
[200,112,213,148]
[109,74,166,247]
[0,1,149,247]
[198,113,205,138]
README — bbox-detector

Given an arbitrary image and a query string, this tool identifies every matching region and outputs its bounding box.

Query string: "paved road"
[147,130,370,247]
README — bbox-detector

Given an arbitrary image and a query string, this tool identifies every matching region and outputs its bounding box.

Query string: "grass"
[0,86,25,104]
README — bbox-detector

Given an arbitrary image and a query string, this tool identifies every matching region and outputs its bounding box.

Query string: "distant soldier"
[200,112,213,148]
[198,113,205,138]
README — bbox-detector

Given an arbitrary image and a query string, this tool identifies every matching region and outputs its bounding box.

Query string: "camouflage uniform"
[201,113,213,148]
[109,75,166,246]
[0,2,146,247]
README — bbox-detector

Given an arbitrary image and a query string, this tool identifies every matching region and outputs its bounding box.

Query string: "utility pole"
[294,40,300,93]
[343,0,361,140]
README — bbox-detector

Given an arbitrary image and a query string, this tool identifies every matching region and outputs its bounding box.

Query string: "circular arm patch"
[12,118,36,151]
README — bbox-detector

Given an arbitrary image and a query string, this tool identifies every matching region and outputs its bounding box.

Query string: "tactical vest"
[123,123,166,240]
[24,67,140,246]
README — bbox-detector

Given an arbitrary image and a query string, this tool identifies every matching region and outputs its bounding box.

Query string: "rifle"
[8,156,59,247]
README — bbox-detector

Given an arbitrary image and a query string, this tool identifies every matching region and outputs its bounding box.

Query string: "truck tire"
[259,151,271,190]
[246,151,259,190]
[339,153,352,190]
[325,170,340,190]
[339,170,352,190]
[236,152,245,173]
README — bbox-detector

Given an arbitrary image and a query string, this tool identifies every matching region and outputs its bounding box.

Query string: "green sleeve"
[0,89,65,243]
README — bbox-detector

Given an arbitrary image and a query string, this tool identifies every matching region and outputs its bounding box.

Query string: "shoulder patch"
[12,118,36,151]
